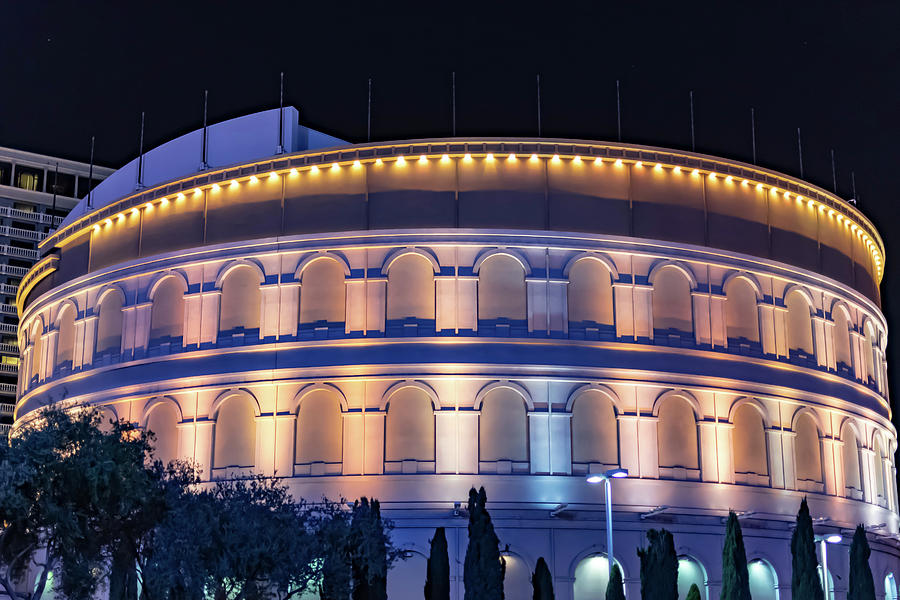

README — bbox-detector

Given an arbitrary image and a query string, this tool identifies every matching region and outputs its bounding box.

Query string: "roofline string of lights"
[38,144,885,282]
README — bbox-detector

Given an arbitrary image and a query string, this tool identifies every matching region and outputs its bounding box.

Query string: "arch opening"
[725,277,760,349]
[479,386,528,473]
[657,395,699,478]
[732,403,769,483]
[96,292,124,356]
[299,257,346,330]
[652,266,693,341]
[478,254,527,334]
[571,389,618,472]
[218,266,261,340]
[55,305,76,375]
[568,258,615,339]
[573,554,625,600]
[295,389,343,475]
[213,395,256,470]
[149,276,185,347]
[384,386,435,472]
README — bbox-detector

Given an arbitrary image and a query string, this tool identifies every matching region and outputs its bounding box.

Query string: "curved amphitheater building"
[15,108,898,599]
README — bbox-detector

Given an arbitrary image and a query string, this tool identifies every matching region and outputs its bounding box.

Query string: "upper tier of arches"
[20,239,889,406]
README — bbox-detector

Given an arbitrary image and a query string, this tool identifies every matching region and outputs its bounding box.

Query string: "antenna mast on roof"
[750,107,757,165]
[451,71,456,137]
[51,162,59,218]
[367,77,372,143]
[689,90,695,152]
[536,74,542,137]
[200,90,209,170]
[796,127,804,179]
[87,136,95,208]
[616,80,622,142]
[830,149,837,193]
[850,171,858,204]
[137,112,145,190]
[276,72,285,155]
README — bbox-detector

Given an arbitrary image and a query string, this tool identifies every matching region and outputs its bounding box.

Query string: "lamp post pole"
[586,468,629,583]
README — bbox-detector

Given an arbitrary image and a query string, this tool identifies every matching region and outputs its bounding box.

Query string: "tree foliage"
[350,498,394,600]
[637,529,678,600]
[720,511,751,600]
[531,557,554,600]
[791,498,824,600]
[686,583,702,600]
[606,563,626,600]
[424,527,450,600]
[463,487,505,600]
[848,525,875,600]
[0,406,166,600]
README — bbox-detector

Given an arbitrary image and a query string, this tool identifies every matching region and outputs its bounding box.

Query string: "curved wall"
[15,134,898,600]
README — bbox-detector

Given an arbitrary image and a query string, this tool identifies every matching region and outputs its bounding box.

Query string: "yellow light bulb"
[160,197,169,206]
[691,168,699,176]
[375,158,383,166]
[741,179,749,186]
[595,157,603,166]
[463,153,472,162]
[725,175,733,183]
[485,153,494,161]
[290,168,299,175]
[131,208,139,216]
[673,166,681,174]
[708,172,716,180]
[551,154,561,163]
[93,224,100,232]
[310,166,319,173]
[756,183,763,191]
[177,193,185,200]
[230,180,238,188]
[785,191,791,199]
[530,154,539,162]
[654,163,662,170]
[352,161,361,168]
[116,213,124,222]
[211,183,220,191]
[419,155,428,164]
[635,161,643,168]
[615,159,623,167]
[508,153,517,161]
[250,175,259,183]
[573,155,582,164]
[104,219,112,227]
[269,171,279,179]
[440,154,450,163]
[330,163,339,171]
[396,156,406,165]
[145,202,153,210]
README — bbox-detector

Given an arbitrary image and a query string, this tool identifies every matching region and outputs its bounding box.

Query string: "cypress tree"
[721,511,751,600]
[791,498,824,600]
[425,527,451,600]
[350,498,389,600]
[848,525,875,600]
[463,487,505,600]
[606,563,626,600]
[531,557,554,600]
[637,529,678,600]
[686,583,702,600]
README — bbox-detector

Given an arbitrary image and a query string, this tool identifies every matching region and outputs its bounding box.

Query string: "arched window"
[146,402,179,465]
[295,388,343,466]
[873,435,887,503]
[841,423,862,496]
[386,253,435,321]
[652,266,693,335]
[567,258,614,328]
[213,395,256,469]
[384,386,435,465]
[55,304,76,372]
[747,559,778,600]
[725,277,759,345]
[885,574,897,600]
[732,403,768,478]
[574,555,625,600]
[677,556,708,600]
[864,322,878,382]
[500,554,531,600]
[149,276,184,344]
[480,386,528,466]
[832,307,852,369]
[794,413,822,485]
[96,291,124,355]
[657,396,699,471]
[299,258,346,325]
[571,389,618,467]
[218,266,261,334]
[29,321,42,381]
[478,254,526,321]
[785,290,814,356]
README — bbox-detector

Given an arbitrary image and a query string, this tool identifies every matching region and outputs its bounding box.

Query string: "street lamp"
[814,533,842,600]
[586,468,629,583]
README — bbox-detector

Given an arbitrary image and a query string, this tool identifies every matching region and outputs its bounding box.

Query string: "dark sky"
[3,0,899,400]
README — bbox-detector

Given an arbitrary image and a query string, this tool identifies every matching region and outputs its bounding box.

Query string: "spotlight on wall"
[549,503,569,518]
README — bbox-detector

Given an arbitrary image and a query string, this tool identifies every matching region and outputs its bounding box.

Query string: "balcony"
[0,304,17,315]
[0,424,10,437]
[0,225,44,242]
[0,207,63,227]
[0,363,18,374]
[0,284,18,296]
[0,264,28,278]
[0,343,18,354]
[0,397,14,409]
[0,245,38,260]
[0,323,15,334]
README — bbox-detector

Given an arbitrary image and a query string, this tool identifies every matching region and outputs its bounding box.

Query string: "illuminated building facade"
[0,148,110,437]
[15,109,898,599]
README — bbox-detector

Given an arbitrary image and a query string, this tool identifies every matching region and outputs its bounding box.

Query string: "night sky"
[3,1,899,408]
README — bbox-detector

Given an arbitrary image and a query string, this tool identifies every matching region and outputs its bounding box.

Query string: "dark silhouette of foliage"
[637,529,678,600]
[721,511,751,600]
[531,556,554,600]
[425,527,450,600]
[848,525,875,600]
[464,487,505,600]
[606,563,626,600]
[791,498,824,600]
[0,406,167,600]
[350,498,395,600]
[686,583,702,600]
